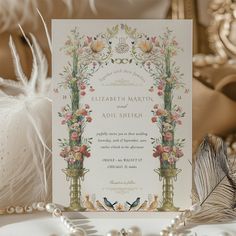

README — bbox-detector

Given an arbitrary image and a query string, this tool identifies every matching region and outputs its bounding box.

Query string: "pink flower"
[73,146,80,152]
[155,145,163,156]
[71,132,78,141]
[158,91,163,96]
[60,150,67,158]
[156,109,164,116]
[80,91,86,96]
[153,152,159,158]
[163,132,173,142]
[168,157,175,164]
[79,145,87,154]
[176,148,184,158]
[76,108,87,116]
[86,116,92,122]
[163,146,171,153]
[61,120,66,125]
[81,109,87,116]
[69,158,76,164]
[65,113,73,121]
[84,151,91,158]
[80,83,86,90]
[158,85,163,90]
[151,117,157,123]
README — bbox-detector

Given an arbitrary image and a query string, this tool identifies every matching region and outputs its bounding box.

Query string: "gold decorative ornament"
[193,0,236,68]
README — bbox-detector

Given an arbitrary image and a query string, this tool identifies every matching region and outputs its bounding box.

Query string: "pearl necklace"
[1,202,234,236]
[1,202,142,236]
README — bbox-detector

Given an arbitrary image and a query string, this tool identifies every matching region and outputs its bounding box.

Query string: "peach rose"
[71,132,78,141]
[138,40,153,53]
[163,132,173,142]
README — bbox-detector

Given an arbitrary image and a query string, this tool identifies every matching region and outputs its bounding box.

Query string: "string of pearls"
[45,203,87,236]
[159,204,201,236]
[1,202,142,236]
[1,202,87,236]
[1,202,48,214]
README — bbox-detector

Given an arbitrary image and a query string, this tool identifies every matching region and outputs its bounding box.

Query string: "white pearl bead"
[171,218,178,225]
[15,206,24,214]
[6,206,15,214]
[70,228,87,236]
[60,215,67,222]
[106,229,120,236]
[32,202,38,210]
[160,230,168,236]
[53,208,62,217]
[64,218,71,225]
[127,226,142,236]
[37,202,45,211]
[46,203,56,213]
[67,223,74,229]
[24,205,33,213]
[169,233,177,236]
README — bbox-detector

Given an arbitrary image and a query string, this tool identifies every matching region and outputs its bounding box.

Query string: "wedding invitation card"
[52,20,192,212]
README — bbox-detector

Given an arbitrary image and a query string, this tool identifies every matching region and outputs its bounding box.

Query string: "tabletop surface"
[0,212,236,236]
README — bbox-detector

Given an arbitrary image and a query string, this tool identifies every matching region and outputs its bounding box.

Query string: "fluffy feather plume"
[189,135,236,224]
[0,24,52,208]
[0,0,38,32]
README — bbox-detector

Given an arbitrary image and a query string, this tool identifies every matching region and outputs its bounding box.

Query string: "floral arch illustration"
[57,23,187,212]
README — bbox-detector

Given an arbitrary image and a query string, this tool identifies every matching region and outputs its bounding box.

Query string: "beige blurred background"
[0,0,236,154]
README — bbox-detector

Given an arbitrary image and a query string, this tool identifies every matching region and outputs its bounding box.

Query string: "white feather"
[0,27,52,208]
[0,96,52,207]
[0,78,25,95]
[36,8,52,53]
[18,24,39,95]
[190,135,236,223]
[30,33,48,94]
[8,36,28,88]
